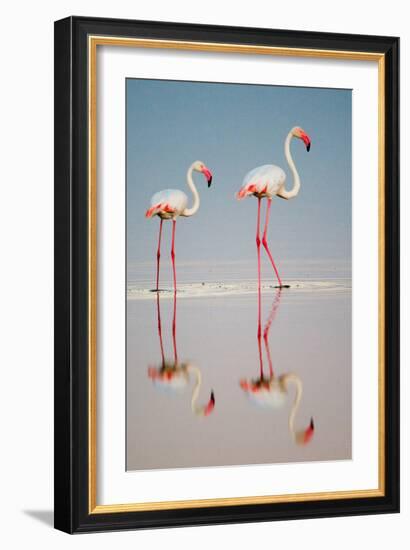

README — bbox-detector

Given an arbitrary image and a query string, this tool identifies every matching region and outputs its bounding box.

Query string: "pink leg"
[172,291,178,365]
[257,329,264,379]
[264,332,273,378]
[171,220,177,292]
[256,198,262,330]
[155,219,163,291]
[263,288,282,378]
[156,293,165,366]
[262,200,283,287]
[256,198,264,378]
[263,288,282,338]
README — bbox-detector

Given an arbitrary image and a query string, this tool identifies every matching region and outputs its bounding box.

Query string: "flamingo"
[145,161,213,292]
[239,288,315,445]
[236,127,311,289]
[148,362,215,418]
[147,291,215,417]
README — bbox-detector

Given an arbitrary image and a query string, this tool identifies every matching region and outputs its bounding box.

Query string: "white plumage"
[149,189,188,219]
[235,126,311,288]
[238,164,286,199]
[243,383,288,409]
[145,160,213,291]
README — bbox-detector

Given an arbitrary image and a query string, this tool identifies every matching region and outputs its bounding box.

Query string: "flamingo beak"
[202,167,213,187]
[204,390,215,416]
[300,132,311,152]
[303,418,315,444]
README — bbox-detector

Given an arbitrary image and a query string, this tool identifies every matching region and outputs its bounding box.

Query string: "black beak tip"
[208,177,212,188]
[306,143,311,152]
[210,390,215,403]
[310,417,314,430]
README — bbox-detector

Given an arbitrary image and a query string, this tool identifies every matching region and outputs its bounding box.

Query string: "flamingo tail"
[145,203,162,218]
[236,184,257,200]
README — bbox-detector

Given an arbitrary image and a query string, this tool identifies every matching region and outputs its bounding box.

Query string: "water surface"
[126,281,351,471]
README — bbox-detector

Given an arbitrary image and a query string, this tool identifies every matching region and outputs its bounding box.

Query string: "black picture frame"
[54,15,399,533]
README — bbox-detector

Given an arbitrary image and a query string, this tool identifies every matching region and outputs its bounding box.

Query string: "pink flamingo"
[236,127,311,289]
[239,289,315,446]
[148,292,215,417]
[145,161,213,292]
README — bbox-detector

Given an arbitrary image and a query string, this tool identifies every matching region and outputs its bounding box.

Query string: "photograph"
[126,78,352,471]
[52,12,399,535]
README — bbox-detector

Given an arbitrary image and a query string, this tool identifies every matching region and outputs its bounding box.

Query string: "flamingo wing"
[237,164,286,199]
[146,189,188,218]
[244,387,287,409]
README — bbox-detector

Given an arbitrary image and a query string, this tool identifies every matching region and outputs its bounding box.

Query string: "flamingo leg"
[263,289,282,378]
[256,197,262,321]
[262,200,283,287]
[155,219,163,291]
[263,288,282,338]
[257,326,264,380]
[263,330,273,379]
[171,220,177,292]
[255,198,264,377]
[172,291,178,365]
[156,293,165,367]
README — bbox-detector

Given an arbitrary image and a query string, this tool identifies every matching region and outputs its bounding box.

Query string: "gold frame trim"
[88,35,386,514]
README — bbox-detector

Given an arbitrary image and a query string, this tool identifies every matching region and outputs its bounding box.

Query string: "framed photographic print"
[54,16,399,533]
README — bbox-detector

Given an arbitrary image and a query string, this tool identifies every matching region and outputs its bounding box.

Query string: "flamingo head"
[291,127,311,152]
[193,160,213,187]
[195,390,215,417]
[295,417,315,446]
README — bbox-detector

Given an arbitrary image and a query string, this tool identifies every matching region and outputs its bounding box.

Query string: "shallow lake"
[126,281,351,471]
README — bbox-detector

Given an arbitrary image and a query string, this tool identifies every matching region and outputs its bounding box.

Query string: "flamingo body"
[240,375,314,445]
[147,293,215,417]
[147,189,189,220]
[236,126,311,288]
[148,365,190,392]
[145,160,213,291]
[237,165,286,199]
[148,364,215,416]
[240,379,288,409]
[239,289,315,445]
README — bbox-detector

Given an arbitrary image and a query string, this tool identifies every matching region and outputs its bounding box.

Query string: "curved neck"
[182,164,200,217]
[278,132,301,200]
[282,374,303,437]
[189,366,202,415]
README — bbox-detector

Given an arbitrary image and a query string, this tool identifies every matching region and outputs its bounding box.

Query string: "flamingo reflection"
[239,289,315,445]
[148,292,215,417]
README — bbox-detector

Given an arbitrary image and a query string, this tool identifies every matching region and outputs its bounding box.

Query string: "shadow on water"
[239,287,315,446]
[147,291,215,417]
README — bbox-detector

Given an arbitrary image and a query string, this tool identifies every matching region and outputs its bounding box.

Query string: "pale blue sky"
[126,79,351,273]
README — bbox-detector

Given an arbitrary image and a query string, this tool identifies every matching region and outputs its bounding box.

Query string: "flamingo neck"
[182,164,200,217]
[282,373,303,438]
[278,132,301,200]
[189,366,202,415]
